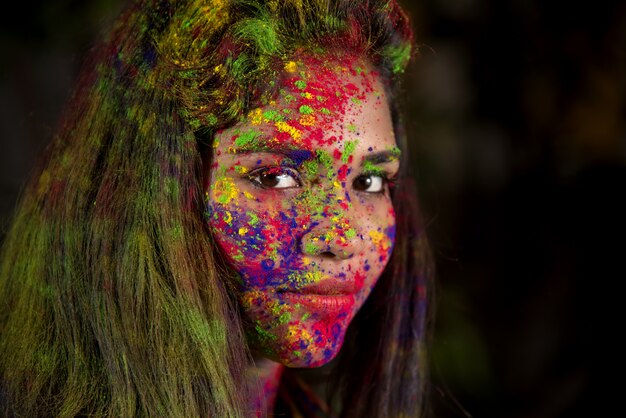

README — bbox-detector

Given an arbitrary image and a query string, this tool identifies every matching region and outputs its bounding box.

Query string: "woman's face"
[205,54,399,367]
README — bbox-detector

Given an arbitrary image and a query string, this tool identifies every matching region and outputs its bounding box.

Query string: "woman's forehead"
[213,53,395,155]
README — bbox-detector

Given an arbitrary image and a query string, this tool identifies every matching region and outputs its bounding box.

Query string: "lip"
[280,292,356,316]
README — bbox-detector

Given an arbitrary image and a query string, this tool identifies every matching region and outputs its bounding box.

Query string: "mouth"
[279,292,356,316]
[275,279,358,296]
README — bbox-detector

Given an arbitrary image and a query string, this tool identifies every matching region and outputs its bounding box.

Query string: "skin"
[204,53,400,415]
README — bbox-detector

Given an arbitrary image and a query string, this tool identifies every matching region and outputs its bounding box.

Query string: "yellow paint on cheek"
[238,227,248,235]
[369,230,391,252]
[223,211,232,225]
[244,191,254,200]
[212,177,238,204]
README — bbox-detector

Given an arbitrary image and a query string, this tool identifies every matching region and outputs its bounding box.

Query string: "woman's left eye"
[353,174,386,193]
[248,167,301,189]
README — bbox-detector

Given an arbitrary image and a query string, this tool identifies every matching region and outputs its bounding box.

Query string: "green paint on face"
[255,323,278,342]
[294,80,307,90]
[390,145,402,157]
[248,212,259,226]
[278,312,291,324]
[299,105,313,115]
[320,107,331,115]
[262,109,284,122]
[351,97,362,105]
[345,228,357,240]
[342,140,358,163]
[362,160,386,175]
[304,241,318,254]
[316,149,334,176]
[302,159,319,179]
[234,129,260,147]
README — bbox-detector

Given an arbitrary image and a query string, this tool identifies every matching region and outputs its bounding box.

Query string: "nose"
[300,216,365,260]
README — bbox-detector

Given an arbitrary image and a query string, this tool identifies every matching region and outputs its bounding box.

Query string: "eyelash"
[245,166,396,194]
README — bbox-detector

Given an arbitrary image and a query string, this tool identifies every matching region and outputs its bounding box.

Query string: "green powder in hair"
[384,42,412,74]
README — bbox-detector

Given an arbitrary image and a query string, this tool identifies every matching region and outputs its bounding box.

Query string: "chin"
[248,318,349,368]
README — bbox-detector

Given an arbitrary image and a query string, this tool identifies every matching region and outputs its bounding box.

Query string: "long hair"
[0,0,432,417]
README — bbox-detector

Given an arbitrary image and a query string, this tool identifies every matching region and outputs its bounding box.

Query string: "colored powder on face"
[362,159,386,175]
[262,109,284,122]
[274,121,302,140]
[299,105,313,115]
[285,149,314,166]
[248,212,259,226]
[342,140,358,163]
[234,129,261,147]
[212,178,238,205]
[301,159,319,179]
[248,108,264,124]
[294,80,307,90]
[299,115,315,126]
[316,149,334,174]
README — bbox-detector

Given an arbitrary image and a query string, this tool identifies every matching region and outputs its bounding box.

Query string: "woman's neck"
[248,355,285,417]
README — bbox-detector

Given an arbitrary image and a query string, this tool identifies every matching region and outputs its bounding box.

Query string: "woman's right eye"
[248,167,301,189]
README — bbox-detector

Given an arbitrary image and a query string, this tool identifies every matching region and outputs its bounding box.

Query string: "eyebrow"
[361,150,401,166]
[231,146,314,165]
[230,146,400,166]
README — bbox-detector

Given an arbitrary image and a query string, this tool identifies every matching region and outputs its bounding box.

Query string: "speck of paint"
[278,312,291,324]
[351,97,362,105]
[234,129,260,147]
[299,105,313,115]
[263,109,284,122]
[294,80,307,90]
[261,259,275,270]
[284,61,297,73]
[248,212,259,226]
[342,140,358,163]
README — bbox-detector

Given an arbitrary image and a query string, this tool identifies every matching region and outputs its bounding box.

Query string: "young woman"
[0,0,432,416]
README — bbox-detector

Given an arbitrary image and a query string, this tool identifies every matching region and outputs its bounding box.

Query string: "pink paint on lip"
[281,292,356,316]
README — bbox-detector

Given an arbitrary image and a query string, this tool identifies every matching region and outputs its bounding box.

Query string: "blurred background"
[1,1,625,417]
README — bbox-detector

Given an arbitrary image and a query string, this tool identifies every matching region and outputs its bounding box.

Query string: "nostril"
[320,251,335,258]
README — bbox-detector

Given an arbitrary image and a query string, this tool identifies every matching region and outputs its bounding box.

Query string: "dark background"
[1,1,625,417]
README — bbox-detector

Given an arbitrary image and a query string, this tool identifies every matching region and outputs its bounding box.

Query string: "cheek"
[362,203,396,263]
[205,190,313,287]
